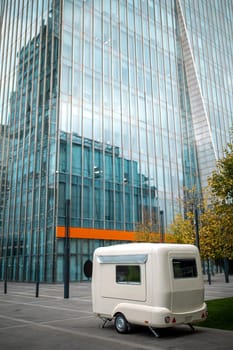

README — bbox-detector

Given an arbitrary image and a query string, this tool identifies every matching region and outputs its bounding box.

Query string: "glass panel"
[172,259,198,279]
[116,265,141,284]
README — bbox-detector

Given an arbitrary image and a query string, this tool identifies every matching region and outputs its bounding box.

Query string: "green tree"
[208,140,233,265]
[170,184,233,264]
[171,137,233,270]
[208,142,233,203]
[170,186,203,249]
[134,210,161,242]
[134,220,161,243]
[198,207,222,260]
[170,213,195,245]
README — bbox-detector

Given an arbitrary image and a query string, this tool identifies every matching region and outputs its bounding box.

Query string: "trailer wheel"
[114,313,131,334]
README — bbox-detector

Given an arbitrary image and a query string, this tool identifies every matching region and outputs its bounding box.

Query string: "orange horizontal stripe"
[56,226,135,241]
[56,227,175,243]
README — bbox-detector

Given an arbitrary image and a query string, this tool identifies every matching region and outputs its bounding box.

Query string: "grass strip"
[196,297,233,331]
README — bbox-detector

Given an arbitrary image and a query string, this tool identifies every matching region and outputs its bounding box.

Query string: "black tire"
[114,313,131,334]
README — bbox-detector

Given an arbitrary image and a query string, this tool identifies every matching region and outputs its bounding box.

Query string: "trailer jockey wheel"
[114,313,131,334]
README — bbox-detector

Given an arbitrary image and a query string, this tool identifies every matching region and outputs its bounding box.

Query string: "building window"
[172,258,197,279]
[116,265,141,284]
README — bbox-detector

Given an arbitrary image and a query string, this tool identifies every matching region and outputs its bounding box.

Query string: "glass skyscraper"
[0,0,232,282]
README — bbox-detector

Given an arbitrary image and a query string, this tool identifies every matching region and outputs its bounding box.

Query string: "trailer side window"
[172,258,197,278]
[116,265,141,284]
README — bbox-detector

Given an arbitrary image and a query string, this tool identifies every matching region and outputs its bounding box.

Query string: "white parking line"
[0,314,159,350]
[0,313,95,330]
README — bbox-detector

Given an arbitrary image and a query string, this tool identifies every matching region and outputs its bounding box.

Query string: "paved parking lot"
[0,274,233,350]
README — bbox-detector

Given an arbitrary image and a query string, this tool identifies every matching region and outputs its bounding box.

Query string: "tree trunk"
[223,258,229,283]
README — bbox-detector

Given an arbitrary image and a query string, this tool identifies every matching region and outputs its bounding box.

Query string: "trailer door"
[169,255,204,313]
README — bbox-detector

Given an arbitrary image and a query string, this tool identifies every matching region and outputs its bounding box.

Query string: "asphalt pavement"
[0,273,232,350]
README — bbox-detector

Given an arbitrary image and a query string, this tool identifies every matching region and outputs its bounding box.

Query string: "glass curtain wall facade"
[0,0,232,282]
[0,0,61,282]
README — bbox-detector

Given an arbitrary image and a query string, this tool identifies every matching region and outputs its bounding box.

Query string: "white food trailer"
[92,243,207,336]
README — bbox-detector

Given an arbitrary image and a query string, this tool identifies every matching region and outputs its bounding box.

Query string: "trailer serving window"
[172,258,197,278]
[116,265,141,284]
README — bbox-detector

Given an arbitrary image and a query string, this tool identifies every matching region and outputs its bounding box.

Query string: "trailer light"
[202,311,208,319]
[172,317,176,323]
[164,316,171,324]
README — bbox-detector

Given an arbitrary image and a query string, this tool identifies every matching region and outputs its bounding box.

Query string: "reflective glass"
[0,0,232,283]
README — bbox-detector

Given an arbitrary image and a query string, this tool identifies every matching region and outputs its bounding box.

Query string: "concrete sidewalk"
[0,273,232,350]
[204,272,233,300]
[1,272,232,300]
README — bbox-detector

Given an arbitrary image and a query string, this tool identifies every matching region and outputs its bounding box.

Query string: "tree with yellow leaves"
[198,207,222,260]
[134,208,161,242]
[134,219,161,243]
[170,212,195,245]
[170,137,233,280]
[207,139,233,280]
[169,186,203,250]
